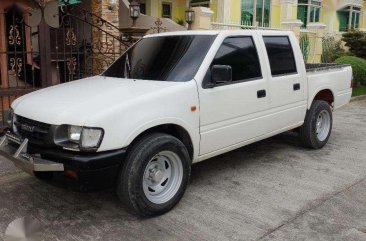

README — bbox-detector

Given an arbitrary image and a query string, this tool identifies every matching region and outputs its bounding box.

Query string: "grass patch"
[353,85,366,96]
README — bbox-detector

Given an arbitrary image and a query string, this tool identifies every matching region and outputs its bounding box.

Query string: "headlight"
[69,126,82,143]
[7,108,14,128]
[54,125,104,151]
[81,128,104,148]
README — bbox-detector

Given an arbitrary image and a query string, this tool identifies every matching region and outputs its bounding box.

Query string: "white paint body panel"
[307,67,353,110]
[11,30,352,164]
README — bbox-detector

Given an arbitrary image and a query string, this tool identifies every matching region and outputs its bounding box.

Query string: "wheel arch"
[308,88,335,109]
[126,122,196,161]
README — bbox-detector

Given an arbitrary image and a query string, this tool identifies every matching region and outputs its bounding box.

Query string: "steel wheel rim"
[316,110,331,142]
[143,151,183,204]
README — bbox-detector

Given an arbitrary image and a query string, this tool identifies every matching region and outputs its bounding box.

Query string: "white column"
[253,0,257,26]
[281,0,295,21]
[217,0,230,23]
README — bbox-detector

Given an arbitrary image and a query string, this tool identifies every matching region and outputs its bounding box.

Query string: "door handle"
[293,83,300,91]
[257,89,266,98]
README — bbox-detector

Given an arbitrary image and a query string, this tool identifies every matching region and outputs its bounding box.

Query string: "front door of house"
[0,1,43,130]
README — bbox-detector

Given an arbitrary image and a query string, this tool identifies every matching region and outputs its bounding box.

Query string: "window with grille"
[241,0,271,27]
[337,6,361,32]
[297,0,321,28]
[162,3,172,18]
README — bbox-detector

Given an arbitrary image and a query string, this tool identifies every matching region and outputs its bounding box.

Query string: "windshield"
[103,35,216,82]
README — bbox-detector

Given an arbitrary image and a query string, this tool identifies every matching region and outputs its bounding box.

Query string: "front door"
[199,35,270,156]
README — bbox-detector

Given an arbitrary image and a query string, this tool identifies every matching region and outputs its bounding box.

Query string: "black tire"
[299,100,333,149]
[116,133,191,217]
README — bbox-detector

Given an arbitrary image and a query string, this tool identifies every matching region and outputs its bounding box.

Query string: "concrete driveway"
[0,99,365,241]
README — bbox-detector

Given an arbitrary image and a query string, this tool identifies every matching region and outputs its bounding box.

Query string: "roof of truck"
[145,29,292,38]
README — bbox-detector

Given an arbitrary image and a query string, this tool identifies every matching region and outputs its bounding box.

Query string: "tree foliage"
[342,30,366,58]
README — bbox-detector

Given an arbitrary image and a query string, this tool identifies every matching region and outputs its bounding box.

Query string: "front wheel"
[116,133,191,217]
[299,100,333,149]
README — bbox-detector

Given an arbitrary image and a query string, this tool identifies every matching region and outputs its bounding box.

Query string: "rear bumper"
[0,131,126,188]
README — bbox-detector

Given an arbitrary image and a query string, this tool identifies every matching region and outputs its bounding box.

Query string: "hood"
[12,76,181,125]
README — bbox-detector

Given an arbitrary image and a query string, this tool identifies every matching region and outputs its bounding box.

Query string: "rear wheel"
[117,133,191,217]
[299,100,333,149]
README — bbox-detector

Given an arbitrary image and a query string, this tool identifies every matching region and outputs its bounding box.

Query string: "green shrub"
[300,33,310,63]
[335,56,366,86]
[174,18,185,26]
[321,36,349,63]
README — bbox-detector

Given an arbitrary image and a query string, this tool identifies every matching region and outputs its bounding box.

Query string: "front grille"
[14,115,51,144]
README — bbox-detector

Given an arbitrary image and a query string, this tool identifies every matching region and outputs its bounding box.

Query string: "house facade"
[139,0,366,61]
[0,0,365,129]
[132,1,366,32]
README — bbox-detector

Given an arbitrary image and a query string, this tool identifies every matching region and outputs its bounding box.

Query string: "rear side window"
[210,36,262,82]
[263,36,297,76]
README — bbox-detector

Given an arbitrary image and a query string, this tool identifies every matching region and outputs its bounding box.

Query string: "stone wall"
[91,0,123,75]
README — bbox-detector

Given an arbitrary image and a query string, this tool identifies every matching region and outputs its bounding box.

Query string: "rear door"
[260,34,307,132]
[198,34,271,155]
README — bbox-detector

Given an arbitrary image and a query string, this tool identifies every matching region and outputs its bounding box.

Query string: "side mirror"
[211,65,232,86]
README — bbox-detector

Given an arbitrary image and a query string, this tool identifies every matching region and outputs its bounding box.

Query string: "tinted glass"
[208,37,262,83]
[263,36,297,76]
[104,35,215,82]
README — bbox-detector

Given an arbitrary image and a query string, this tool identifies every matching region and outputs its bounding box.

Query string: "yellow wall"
[172,0,186,22]
[271,0,281,28]
[210,0,218,22]
[361,2,366,30]
[230,0,241,24]
[313,0,366,33]
[321,0,338,33]
[144,0,366,33]
[146,0,186,24]
[143,0,232,25]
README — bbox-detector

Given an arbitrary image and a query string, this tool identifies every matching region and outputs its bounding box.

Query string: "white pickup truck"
[0,30,352,216]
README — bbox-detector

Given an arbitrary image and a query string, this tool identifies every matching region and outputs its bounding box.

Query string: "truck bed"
[306,63,352,110]
[306,63,350,73]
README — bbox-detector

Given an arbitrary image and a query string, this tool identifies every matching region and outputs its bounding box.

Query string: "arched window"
[241,0,271,27]
[297,0,321,28]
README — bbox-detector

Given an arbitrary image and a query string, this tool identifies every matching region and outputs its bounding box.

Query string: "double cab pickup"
[0,30,352,216]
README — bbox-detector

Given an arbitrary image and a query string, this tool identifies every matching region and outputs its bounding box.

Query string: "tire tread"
[299,100,332,149]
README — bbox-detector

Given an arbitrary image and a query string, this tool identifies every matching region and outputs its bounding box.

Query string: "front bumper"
[0,131,127,189]
[0,132,64,175]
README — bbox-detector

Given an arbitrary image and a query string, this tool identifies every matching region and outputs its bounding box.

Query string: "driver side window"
[203,36,262,87]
